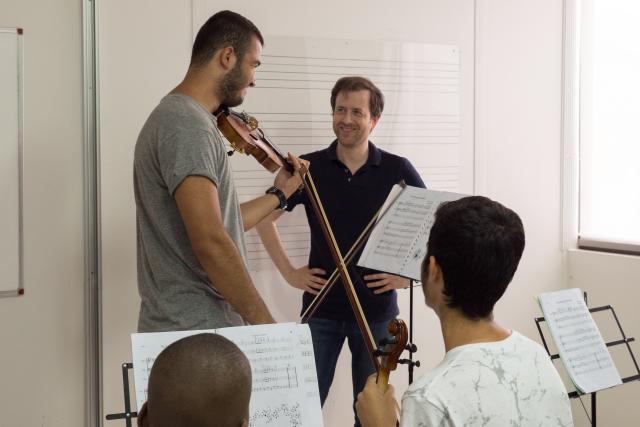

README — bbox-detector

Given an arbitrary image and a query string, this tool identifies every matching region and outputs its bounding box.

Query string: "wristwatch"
[265,186,288,210]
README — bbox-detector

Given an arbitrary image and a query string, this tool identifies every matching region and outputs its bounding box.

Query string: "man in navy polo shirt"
[256,76,425,425]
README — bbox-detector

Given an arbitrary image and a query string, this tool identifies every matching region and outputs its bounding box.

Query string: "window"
[575,0,640,253]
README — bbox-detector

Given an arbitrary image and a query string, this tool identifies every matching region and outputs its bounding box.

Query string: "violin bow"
[298,169,380,368]
[300,180,407,323]
[217,108,402,370]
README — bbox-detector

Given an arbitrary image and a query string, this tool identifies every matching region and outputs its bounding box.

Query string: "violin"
[215,106,289,173]
[215,105,408,377]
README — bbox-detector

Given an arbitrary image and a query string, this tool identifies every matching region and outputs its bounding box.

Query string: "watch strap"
[265,186,288,210]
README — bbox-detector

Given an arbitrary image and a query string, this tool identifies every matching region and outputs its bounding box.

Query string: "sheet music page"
[357,186,464,280]
[538,288,622,393]
[131,323,323,427]
[375,184,405,225]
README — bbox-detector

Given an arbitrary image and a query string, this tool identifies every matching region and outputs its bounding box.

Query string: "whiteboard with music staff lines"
[214,35,462,272]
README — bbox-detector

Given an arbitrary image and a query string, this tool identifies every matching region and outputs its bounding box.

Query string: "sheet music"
[538,288,622,393]
[131,323,323,427]
[357,185,464,280]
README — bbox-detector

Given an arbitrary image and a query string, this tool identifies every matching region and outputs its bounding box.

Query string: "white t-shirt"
[400,331,573,427]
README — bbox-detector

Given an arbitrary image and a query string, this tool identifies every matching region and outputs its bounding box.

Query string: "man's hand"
[274,153,308,198]
[364,273,409,294]
[355,374,400,427]
[284,265,327,295]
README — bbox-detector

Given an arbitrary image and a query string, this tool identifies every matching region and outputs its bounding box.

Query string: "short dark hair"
[425,196,525,319]
[145,333,251,426]
[190,10,264,68]
[330,76,384,118]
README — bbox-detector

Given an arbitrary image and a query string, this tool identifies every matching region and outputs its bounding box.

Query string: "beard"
[219,62,246,108]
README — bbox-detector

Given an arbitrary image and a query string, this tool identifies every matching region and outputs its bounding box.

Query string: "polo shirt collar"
[327,140,382,167]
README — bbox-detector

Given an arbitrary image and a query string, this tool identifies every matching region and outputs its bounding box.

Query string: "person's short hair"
[144,333,252,427]
[330,76,384,118]
[191,10,264,68]
[425,196,525,319]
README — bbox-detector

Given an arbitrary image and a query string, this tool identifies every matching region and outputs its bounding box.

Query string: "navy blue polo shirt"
[286,140,426,322]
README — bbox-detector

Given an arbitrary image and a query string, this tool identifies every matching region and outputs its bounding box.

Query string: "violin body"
[215,107,288,173]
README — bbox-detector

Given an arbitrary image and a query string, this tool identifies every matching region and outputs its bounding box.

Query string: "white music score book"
[357,185,465,280]
[538,288,622,394]
[131,323,323,427]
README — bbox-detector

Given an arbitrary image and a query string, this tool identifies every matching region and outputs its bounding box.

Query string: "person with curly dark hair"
[356,196,573,427]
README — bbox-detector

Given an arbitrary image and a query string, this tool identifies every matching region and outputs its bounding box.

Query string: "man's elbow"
[190,232,232,264]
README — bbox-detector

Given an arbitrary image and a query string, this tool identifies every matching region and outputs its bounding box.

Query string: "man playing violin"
[355,196,573,427]
[256,76,425,425]
[133,10,304,332]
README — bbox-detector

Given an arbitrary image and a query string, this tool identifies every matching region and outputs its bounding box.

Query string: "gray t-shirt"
[134,94,247,332]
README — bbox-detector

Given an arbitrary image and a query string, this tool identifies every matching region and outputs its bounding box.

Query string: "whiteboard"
[0,28,23,297]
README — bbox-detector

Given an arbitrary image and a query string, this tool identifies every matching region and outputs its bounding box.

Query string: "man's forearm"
[255,214,294,277]
[194,231,274,324]
[240,193,281,231]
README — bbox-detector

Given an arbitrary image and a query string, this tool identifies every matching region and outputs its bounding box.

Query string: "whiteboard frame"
[0,28,24,298]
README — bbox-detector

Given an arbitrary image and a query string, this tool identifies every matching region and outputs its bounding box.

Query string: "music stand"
[105,362,137,426]
[397,280,420,384]
[534,294,639,427]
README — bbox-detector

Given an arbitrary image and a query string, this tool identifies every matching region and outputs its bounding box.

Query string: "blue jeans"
[308,317,393,427]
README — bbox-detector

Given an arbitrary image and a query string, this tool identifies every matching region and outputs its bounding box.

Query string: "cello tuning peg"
[378,337,393,346]
[397,359,421,367]
[405,343,417,352]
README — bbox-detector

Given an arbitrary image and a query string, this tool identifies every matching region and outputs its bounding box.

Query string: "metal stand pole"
[591,392,596,427]
[409,279,414,384]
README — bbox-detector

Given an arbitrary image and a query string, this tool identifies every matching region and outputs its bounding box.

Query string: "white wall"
[0,1,86,427]
[568,250,640,426]
[475,1,566,331]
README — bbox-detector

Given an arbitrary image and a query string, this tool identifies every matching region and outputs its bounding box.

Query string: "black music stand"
[105,362,137,426]
[397,279,420,384]
[534,295,639,427]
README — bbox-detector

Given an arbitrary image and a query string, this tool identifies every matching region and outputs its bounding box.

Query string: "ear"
[137,402,148,427]
[239,417,249,427]
[370,115,380,131]
[217,45,237,71]
[428,256,442,283]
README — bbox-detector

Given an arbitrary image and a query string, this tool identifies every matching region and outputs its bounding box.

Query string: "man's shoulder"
[377,146,404,160]
[372,145,425,187]
[147,94,215,135]
[405,332,549,396]
[300,146,330,162]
